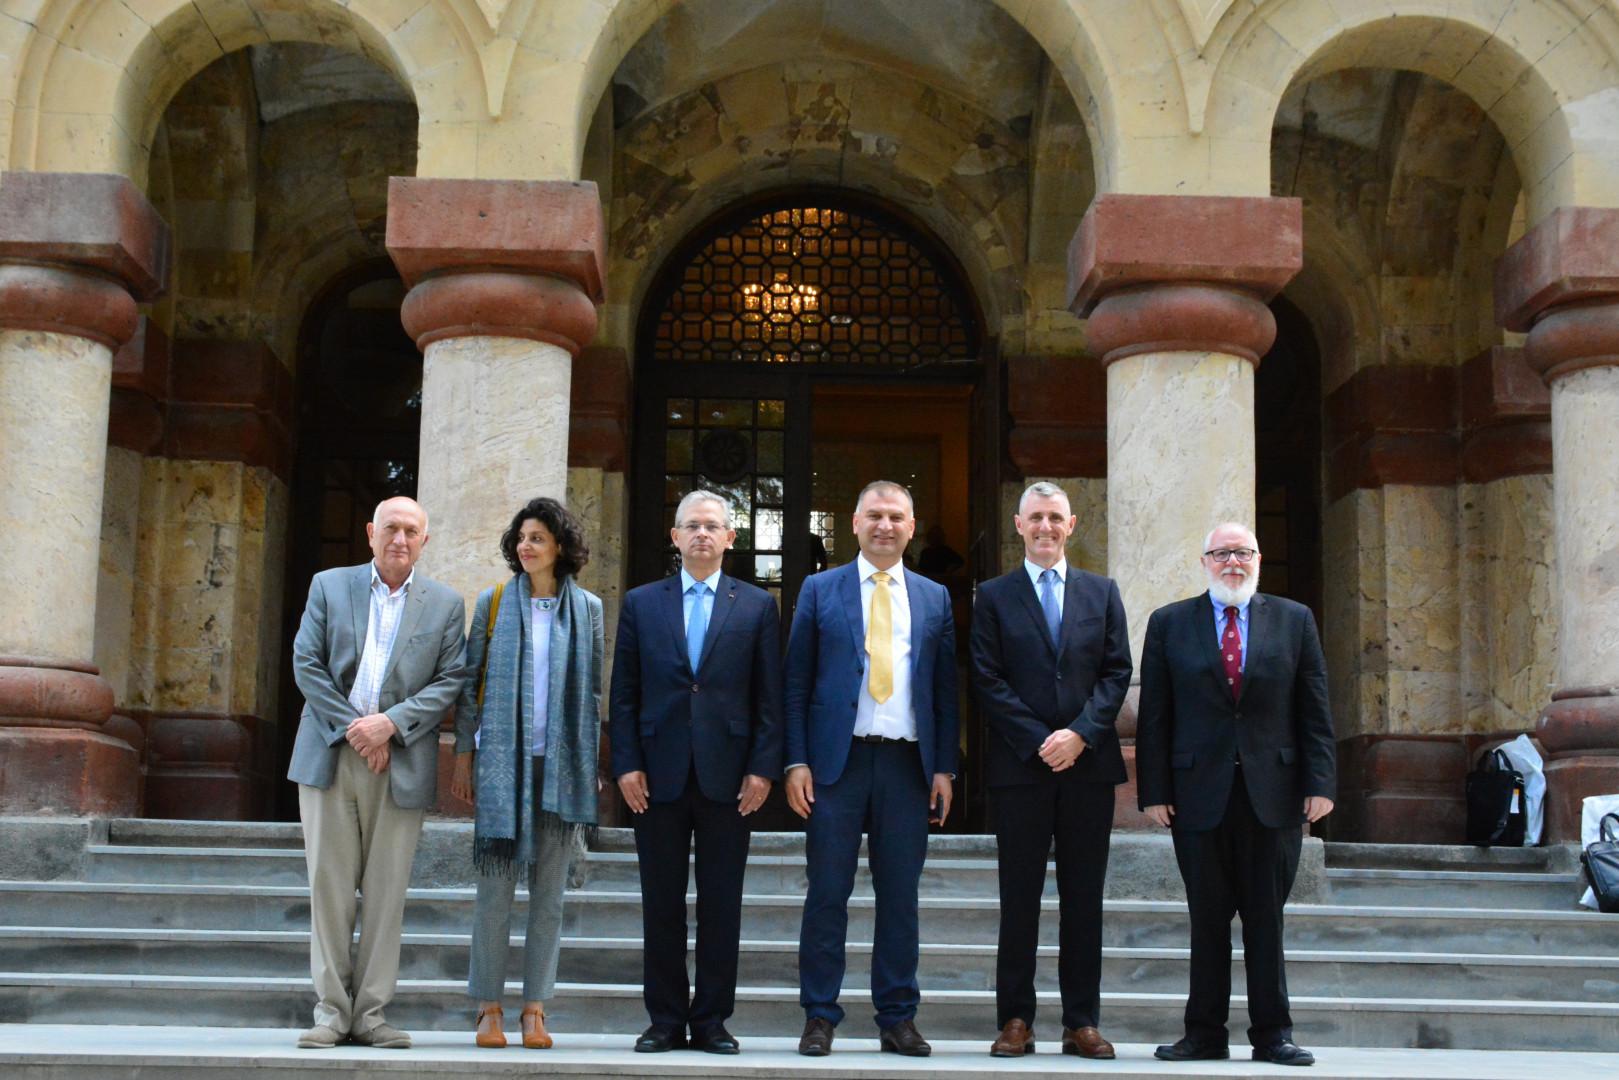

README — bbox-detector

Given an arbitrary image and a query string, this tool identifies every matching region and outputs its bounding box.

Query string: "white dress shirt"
[1210,593,1251,671]
[853,554,916,741]
[530,597,555,756]
[1024,557,1068,621]
[348,563,413,718]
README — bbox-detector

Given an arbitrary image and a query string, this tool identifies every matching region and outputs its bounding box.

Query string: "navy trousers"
[798,739,930,1030]
[633,765,751,1033]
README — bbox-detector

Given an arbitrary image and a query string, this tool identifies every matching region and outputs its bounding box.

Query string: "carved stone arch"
[1204,0,1619,222]
[12,0,474,183]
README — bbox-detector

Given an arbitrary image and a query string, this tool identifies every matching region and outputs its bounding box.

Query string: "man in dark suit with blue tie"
[609,490,784,1055]
[1137,522,1335,1068]
[970,481,1132,1059]
[785,479,959,1058]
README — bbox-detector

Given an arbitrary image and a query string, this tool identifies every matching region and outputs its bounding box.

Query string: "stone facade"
[0,1,1615,840]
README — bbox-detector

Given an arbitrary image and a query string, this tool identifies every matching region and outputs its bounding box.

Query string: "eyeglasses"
[679,522,728,534]
[1204,548,1257,564]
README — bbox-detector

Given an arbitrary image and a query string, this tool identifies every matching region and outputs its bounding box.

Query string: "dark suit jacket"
[1135,592,1336,831]
[970,565,1132,788]
[784,561,959,787]
[609,573,784,803]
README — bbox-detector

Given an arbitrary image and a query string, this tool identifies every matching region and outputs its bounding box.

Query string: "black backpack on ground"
[1465,748,1526,847]
[1582,812,1619,914]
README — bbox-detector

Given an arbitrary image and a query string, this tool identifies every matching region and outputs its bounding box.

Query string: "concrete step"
[4,881,1617,956]
[0,975,1615,1050]
[1325,867,1587,910]
[81,846,1590,914]
[3,926,1614,1003]
[6,1027,1619,1080]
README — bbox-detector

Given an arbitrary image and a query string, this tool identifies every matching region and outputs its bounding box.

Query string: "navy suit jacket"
[784,561,960,788]
[1135,592,1336,831]
[970,565,1132,788]
[608,572,784,803]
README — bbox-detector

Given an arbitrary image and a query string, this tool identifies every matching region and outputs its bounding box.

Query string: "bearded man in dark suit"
[1136,521,1335,1068]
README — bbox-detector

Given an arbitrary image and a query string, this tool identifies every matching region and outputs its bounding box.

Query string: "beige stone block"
[127,646,157,711]
[1491,1,1576,68]
[1379,275,1451,322]
[1386,670,1462,735]
[94,447,145,705]
[1114,135,1214,197]
[40,47,125,114]
[68,0,155,67]
[1108,351,1254,667]
[1549,367,1619,687]
[416,121,481,179]
[160,523,242,590]
[158,582,236,654]
[0,331,113,661]
[416,335,572,610]
[154,646,229,712]
[1382,485,1459,673]
[195,0,272,51]
[1257,0,1339,53]
[164,461,246,526]
[389,4,469,75]
[33,109,130,175]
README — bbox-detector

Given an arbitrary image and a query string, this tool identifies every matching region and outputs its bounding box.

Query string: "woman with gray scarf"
[450,496,604,1049]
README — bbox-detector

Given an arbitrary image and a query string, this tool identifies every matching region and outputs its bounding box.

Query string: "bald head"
[368,497,430,588]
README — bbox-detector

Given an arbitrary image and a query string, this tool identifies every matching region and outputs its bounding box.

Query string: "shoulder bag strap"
[476,581,506,710]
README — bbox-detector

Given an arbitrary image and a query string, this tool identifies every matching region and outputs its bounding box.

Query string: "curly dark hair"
[499,497,591,579]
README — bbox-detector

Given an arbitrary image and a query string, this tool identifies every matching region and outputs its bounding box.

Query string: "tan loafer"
[1063,1025,1116,1059]
[990,1019,1035,1057]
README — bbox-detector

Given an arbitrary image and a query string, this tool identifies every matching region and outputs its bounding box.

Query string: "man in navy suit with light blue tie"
[610,490,784,1055]
[785,479,960,1058]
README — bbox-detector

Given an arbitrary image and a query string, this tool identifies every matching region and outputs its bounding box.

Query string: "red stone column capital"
[1067,194,1303,365]
[0,172,169,348]
[1496,206,1619,381]
[385,178,606,355]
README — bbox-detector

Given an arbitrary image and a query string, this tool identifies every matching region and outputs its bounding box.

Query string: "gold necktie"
[867,571,894,704]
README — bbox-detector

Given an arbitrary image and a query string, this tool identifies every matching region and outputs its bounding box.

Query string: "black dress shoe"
[799,1017,835,1056]
[1155,1035,1231,1061]
[879,1019,932,1057]
[634,1024,687,1052]
[1253,1040,1316,1066]
[689,1023,740,1054]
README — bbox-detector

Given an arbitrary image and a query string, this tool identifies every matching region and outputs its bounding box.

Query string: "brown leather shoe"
[990,1019,1035,1057]
[879,1019,932,1057]
[1063,1026,1116,1059]
[799,1017,835,1056]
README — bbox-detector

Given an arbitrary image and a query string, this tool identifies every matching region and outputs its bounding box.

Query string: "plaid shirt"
[347,563,414,717]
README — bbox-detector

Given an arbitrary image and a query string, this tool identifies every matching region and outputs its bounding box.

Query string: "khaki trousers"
[298,745,426,1035]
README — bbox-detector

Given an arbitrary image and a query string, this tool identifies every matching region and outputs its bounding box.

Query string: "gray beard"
[1208,572,1259,608]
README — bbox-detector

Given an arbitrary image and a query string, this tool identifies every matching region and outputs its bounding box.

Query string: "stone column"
[386,179,606,606]
[1067,194,1301,665]
[0,172,169,815]
[1497,207,1619,842]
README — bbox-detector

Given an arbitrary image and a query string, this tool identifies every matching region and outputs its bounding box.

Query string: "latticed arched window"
[646,202,980,366]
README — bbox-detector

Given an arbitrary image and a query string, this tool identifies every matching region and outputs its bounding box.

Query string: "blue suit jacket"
[608,572,784,803]
[784,560,960,787]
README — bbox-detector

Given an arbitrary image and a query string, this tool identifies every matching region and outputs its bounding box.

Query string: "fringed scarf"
[469,572,603,878]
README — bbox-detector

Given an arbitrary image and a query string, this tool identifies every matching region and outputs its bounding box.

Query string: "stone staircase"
[0,820,1615,1051]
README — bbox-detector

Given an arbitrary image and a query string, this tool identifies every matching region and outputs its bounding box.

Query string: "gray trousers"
[467,760,573,1002]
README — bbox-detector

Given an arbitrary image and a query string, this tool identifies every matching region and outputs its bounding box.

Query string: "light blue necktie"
[1038,568,1062,645]
[687,581,710,672]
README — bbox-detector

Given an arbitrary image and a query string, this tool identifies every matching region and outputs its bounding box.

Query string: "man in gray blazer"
[288,496,467,1049]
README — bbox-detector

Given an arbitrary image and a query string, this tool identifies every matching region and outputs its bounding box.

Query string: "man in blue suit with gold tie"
[785,479,960,1058]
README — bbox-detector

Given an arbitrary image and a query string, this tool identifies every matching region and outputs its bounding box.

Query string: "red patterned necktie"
[1222,605,1243,700]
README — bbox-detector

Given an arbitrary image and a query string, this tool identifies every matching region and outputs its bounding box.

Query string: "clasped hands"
[345,712,396,774]
[617,770,773,816]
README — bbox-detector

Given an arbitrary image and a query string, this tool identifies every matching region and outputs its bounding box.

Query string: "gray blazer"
[287,563,469,810]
